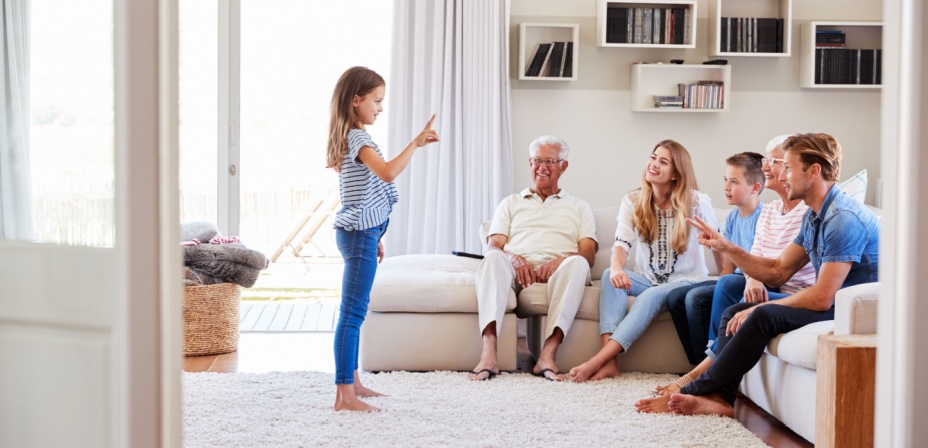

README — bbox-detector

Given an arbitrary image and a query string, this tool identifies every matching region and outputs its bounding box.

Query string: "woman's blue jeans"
[334,220,387,385]
[599,268,694,352]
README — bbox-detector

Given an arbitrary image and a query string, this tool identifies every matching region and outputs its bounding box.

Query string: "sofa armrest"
[834,282,879,335]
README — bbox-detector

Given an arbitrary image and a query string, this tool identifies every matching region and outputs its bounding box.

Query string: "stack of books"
[524,41,574,78]
[605,7,690,45]
[676,81,725,109]
[814,30,881,85]
[720,17,785,53]
[653,95,684,109]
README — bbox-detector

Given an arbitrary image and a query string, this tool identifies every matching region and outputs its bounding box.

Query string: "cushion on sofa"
[370,254,516,313]
[766,320,835,370]
[837,169,868,203]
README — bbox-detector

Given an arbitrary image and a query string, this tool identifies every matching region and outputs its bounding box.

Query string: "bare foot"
[333,396,381,412]
[354,383,386,398]
[668,393,734,417]
[654,381,681,396]
[568,359,600,383]
[334,384,382,412]
[634,394,672,413]
[589,358,620,381]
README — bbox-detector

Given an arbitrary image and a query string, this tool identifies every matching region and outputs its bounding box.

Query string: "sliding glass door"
[238,0,393,260]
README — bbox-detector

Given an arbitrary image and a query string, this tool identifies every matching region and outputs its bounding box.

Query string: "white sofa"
[359,205,879,444]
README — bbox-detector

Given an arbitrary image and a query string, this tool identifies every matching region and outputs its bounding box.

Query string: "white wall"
[509,0,882,210]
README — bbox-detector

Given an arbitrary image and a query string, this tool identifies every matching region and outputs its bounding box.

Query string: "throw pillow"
[837,169,867,203]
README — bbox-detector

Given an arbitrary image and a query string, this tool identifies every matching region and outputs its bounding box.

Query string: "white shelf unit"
[799,21,883,89]
[596,0,697,48]
[708,0,792,57]
[630,63,731,112]
[519,23,579,81]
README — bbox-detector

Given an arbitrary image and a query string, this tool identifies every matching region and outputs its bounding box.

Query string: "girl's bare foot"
[589,359,620,381]
[334,384,382,412]
[352,371,386,397]
[334,395,381,412]
[354,383,386,398]
[667,393,734,417]
[634,394,672,413]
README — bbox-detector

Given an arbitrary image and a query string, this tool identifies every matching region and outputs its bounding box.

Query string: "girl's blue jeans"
[334,220,387,385]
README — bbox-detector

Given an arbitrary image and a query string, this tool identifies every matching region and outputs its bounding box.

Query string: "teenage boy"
[666,152,765,365]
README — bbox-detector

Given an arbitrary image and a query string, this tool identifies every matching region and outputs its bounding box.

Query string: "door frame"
[115,0,181,445]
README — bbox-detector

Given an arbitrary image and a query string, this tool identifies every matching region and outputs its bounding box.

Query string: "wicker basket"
[183,282,241,356]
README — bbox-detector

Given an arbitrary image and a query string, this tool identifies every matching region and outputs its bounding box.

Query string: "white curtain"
[0,0,33,240]
[385,0,513,255]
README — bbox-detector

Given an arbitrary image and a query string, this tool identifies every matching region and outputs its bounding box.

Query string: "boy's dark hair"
[726,152,765,194]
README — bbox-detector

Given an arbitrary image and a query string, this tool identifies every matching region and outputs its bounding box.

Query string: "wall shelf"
[708,0,792,57]
[630,63,731,112]
[799,21,882,89]
[519,23,579,81]
[596,0,697,48]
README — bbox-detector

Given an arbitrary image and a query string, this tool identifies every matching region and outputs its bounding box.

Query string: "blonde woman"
[569,140,720,382]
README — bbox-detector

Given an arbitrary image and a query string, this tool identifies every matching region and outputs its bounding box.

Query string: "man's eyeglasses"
[761,157,785,166]
[529,157,563,166]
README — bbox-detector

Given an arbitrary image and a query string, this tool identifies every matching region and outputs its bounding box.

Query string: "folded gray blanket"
[181,221,222,243]
[184,242,269,288]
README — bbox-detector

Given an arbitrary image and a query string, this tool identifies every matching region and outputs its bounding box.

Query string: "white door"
[0,0,181,446]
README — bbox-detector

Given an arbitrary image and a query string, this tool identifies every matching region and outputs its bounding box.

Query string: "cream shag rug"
[183,370,769,448]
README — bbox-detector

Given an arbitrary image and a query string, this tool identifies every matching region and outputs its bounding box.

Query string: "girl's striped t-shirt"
[333,128,398,231]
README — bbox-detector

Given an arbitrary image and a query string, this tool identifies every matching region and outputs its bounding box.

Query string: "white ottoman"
[359,254,518,372]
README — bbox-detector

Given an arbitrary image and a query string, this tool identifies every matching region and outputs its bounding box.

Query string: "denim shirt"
[793,184,880,289]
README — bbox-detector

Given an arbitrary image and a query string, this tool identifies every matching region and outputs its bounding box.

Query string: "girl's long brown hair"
[633,140,699,254]
[326,66,385,171]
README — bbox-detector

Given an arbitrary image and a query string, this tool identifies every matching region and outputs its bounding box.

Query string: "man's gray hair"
[528,135,570,160]
[765,134,792,153]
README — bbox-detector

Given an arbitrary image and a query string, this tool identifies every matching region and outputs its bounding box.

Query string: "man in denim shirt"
[635,133,880,417]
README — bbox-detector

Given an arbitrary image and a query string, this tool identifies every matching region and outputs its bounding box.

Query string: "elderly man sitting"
[467,135,598,381]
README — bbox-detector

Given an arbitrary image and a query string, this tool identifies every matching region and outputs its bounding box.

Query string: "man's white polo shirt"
[487,188,597,267]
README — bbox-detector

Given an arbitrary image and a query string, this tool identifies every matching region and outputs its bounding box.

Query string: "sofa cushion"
[766,320,835,370]
[369,254,516,313]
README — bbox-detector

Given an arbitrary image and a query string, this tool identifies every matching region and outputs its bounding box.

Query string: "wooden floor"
[185,332,812,448]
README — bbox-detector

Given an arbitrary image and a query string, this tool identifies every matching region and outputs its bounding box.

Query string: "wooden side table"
[815,333,877,448]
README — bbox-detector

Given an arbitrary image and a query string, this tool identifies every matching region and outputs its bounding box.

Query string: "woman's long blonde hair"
[633,140,699,254]
[326,66,385,171]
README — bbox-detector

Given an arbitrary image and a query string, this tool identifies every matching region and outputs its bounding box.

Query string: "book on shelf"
[673,80,725,109]
[813,47,881,85]
[605,6,690,45]
[525,41,576,78]
[525,43,551,77]
[562,42,574,78]
[653,95,683,108]
[537,43,555,77]
[720,17,785,53]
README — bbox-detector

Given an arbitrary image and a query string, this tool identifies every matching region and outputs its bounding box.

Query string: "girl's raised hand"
[413,114,440,147]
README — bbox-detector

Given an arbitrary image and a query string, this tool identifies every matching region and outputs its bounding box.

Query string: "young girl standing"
[326,66,439,412]
[569,140,721,383]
